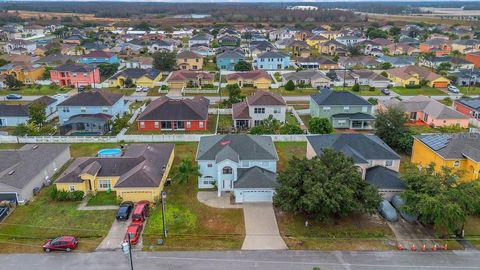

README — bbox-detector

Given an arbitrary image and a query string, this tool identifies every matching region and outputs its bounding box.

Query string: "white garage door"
[242,190,273,202]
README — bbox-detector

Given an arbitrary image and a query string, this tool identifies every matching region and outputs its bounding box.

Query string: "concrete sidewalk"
[197,191,242,209]
[77,197,119,211]
[241,203,287,250]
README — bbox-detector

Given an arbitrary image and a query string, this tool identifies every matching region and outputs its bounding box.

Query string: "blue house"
[57,91,126,135]
[79,51,119,65]
[254,51,290,70]
[216,50,245,71]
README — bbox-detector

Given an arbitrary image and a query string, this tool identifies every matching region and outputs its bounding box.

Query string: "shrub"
[50,186,84,201]
[284,80,295,91]
[161,85,168,90]
[352,83,360,92]
[369,86,375,91]
[309,117,333,134]
[368,97,378,105]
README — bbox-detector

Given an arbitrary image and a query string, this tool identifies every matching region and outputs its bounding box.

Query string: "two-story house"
[176,50,204,70]
[306,134,404,200]
[196,134,279,203]
[5,40,36,55]
[310,89,374,130]
[50,63,100,88]
[148,40,175,54]
[57,91,126,135]
[232,91,286,129]
[79,51,119,65]
[188,33,213,47]
[254,51,290,70]
[216,50,245,71]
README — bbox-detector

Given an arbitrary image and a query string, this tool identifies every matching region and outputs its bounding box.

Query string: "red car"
[43,236,78,252]
[124,221,143,245]
[131,201,150,222]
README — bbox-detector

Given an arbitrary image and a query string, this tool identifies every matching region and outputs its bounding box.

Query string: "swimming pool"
[97,148,122,157]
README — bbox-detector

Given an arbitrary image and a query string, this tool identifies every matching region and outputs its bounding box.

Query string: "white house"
[196,134,279,203]
[148,40,175,53]
[232,91,287,129]
[4,39,36,55]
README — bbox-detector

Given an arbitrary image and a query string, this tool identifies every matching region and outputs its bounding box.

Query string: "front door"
[223,180,231,191]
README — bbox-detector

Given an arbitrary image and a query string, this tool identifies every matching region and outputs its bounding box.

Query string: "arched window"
[222,166,233,175]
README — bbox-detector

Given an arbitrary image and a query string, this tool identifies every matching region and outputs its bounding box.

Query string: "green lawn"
[100,88,134,96]
[217,114,233,134]
[275,142,307,171]
[459,86,480,96]
[0,86,70,96]
[87,192,119,206]
[391,87,445,96]
[0,143,24,150]
[276,211,395,251]
[464,216,480,249]
[285,112,299,125]
[143,143,245,251]
[0,163,115,253]
[333,86,384,96]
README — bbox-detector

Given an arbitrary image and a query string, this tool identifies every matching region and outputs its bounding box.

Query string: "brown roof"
[387,65,444,81]
[138,96,210,121]
[246,91,286,106]
[232,101,251,119]
[168,71,214,82]
[226,70,272,81]
[176,50,202,59]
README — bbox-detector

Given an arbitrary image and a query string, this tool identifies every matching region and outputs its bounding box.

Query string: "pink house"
[50,63,100,88]
[379,96,469,128]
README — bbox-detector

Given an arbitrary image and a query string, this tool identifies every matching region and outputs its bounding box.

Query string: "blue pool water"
[97,148,122,157]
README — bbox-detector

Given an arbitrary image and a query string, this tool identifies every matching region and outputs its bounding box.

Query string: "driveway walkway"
[96,219,130,251]
[241,203,287,250]
[388,219,438,250]
[197,191,242,209]
[77,197,119,211]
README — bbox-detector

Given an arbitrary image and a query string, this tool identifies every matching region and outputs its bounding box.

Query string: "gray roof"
[33,96,57,106]
[196,134,278,161]
[257,51,289,59]
[456,97,480,110]
[415,133,480,161]
[234,166,277,189]
[365,166,405,190]
[311,89,371,106]
[0,144,69,191]
[282,70,330,81]
[0,104,29,117]
[307,134,400,164]
[217,50,244,60]
[109,68,160,80]
[383,96,468,120]
[56,144,174,188]
[58,91,123,107]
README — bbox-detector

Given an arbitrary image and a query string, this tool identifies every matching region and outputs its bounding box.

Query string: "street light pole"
[122,234,134,270]
[161,190,167,238]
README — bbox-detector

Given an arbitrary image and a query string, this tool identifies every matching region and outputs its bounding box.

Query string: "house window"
[338,120,347,125]
[161,121,172,129]
[362,106,368,113]
[343,106,350,112]
[140,122,145,128]
[99,180,111,189]
[207,163,213,168]
[69,185,76,192]
[323,106,331,112]
[222,166,233,175]
[102,107,108,113]
[186,121,191,128]
[241,160,249,167]
[454,161,460,167]
[62,107,70,112]
[199,121,204,128]
[273,107,281,114]
[385,160,393,167]
[254,108,265,114]
[80,107,86,113]
[83,73,87,77]
[154,122,159,128]
[72,73,77,77]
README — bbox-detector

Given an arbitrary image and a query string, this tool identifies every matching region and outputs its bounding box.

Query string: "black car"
[116,201,134,221]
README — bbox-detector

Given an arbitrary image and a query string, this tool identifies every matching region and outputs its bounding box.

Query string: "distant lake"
[173,14,211,19]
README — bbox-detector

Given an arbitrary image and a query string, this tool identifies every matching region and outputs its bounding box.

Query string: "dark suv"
[116,201,134,221]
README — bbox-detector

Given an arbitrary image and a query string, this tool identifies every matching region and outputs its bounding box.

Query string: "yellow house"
[55,144,175,202]
[225,70,273,89]
[306,35,329,49]
[386,65,450,88]
[107,68,162,88]
[0,62,45,84]
[411,133,480,182]
[176,50,204,70]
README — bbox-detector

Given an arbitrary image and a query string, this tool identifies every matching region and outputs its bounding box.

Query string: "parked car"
[77,86,86,92]
[135,86,143,92]
[116,201,134,221]
[43,236,79,252]
[0,206,9,222]
[131,201,150,222]
[5,94,22,100]
[378,200,398,222]
[142,87,149,92]
[447,85,460,94]
[381,88,390,95]
[124,221,143,245]
[391,195,417,223]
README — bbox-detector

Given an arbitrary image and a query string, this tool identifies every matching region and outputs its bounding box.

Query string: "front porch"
[60,114,112,135]
[332,113,375,130]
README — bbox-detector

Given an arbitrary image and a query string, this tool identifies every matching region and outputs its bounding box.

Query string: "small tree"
[250,115,281,135]
[153,51,176,71]
[308,117,333,134]
[380,62,392,70]
[380,71,389,78]
[284,80,295,91]
[352,83,360,92]
[98,63,120,78]
[374,106,412,153]
[279,123,303,134]
[368,97,378,105]
[28,102,47,127]
[124,78,135,88]
[5,74,22,89]
[234,60,252,71]
[174,158,201,185]
[223,83,243,106]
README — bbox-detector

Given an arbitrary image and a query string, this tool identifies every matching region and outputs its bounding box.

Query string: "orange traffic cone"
[444,243,448,250]
[411,244,416,251]
[432,244,437,251]
[422,244,426,252]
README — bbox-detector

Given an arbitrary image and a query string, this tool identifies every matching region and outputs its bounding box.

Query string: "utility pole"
[122,234,134,270]
[161,190,168,238]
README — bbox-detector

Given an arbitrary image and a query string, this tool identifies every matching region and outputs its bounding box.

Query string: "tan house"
[167,70,214,89]
[385,65,450,88]
[226,70,273,89]
[176,50,204,70]
[55,144,175,202]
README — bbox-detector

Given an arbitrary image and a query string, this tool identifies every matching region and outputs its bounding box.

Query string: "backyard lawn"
[299,115,311,129]
[391,87,445,96]
[87,192,119,206]
[285,112,299,125]
[0,86,70,96]
[142,143,245,251]
[217,114,233,134]
[0,143,24,150]
[460,86,480,96]
[275,142,307,171]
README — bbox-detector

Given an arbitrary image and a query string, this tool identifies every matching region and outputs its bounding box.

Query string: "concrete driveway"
[388,219,438,250]
[96,218,130,251]
[241,203,287,250]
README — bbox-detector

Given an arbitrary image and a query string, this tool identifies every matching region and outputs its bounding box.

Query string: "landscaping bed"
[87,192,119,206]
[142,143,245,251]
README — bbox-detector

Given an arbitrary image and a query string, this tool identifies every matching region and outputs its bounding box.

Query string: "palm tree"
[174,158,201,185]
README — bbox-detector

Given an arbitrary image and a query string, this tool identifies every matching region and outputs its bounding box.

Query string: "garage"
[242,190,273,203]
[118,190,154,202]
[169,82,185,89]
[432,81,448,88]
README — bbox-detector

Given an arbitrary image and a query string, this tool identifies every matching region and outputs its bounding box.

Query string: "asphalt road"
[1,250,480,270]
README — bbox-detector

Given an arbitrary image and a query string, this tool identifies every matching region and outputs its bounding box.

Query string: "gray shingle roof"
[257,51,289,59]
[311,89,371,106]
[109,68,161,80]
[415,133,480,161]
[0,144,69,190]
[307,134,400,164]
[58,91,123,107]
[0,104,29,117]
[365,166,405,190]
[196,134,278,161]
[457,97,480,110]
[138,96,209,121]
[234,166,277,189]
